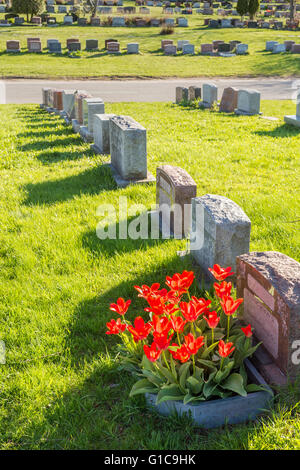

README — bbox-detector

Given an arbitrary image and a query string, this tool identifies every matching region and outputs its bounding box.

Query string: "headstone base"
[109,163,155,188]
[72,119,81,133]
[284,115,300,128]
[235,109,262,116]
[79,126,93,142]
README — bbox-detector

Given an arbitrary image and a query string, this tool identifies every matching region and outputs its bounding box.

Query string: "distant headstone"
[200,83,218,108]
[86,39,98,51]
[176,87,188,103]
[91,17,100,26]
[28,40,42,53]
[78,17,87,26]
[266,41,278,51]
[190,194,251,281]
[112,16,125,26]
[6,40,20,53]
[107,41,120,53]
[161,39,173,50]
[64,15,73,25]
[237,251,300,385]
[291,44,300,54]
[68,41,81,52]
[284,40,295,51]
[182,43,195,54]
[177,17,188,26]
[188,86,201,101]
[272,43,286,53]
[201,43,213,54]
[235,89,261,116]
[156,165,197,238]
[48,41,62,53]
[236,43,248,54]
[219,87,238,113]
[164,44,177,55]
[177,40,189,51]
[127,43,139,54]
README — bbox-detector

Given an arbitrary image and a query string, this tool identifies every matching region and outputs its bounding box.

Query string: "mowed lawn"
[0,9,300,77]
[0,101,299,450]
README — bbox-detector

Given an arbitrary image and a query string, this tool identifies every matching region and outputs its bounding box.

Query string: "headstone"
[164,18,175,26]
[31,16,42,24]
[235,89,261,116]
[236,251,300,385]
[291,44,300,54]
[62,90,76,120]
[58,5,67,13]
[107,41,120,53]
[219,87,238,113]
[27,37,40,48]
[14,17,25,25]
[86,39,98,51]
[78,17,87,26]
[6,41,20,53]
[200,83,218,108]
[284,40,295,51]
[221,18,232,27]
[177,17,188,26]
[91,17,101,26]
[176,87,188,103]
[48,41,62,53]
[177,40,189,51]
[182,44,195,54]
[218,42,231,52]
[112,16,125,26]
[212,40,224,49]
[236,43,248,54]
[109,115,154,186]
[28,40,42,53]
[82,98,105,133]
[73,91,92,130]
[92,113,116,154]
[272,43,286,53]
[266,40,278,51]
[161,39,173,50]
[105,38,118,49]
[188,86,201,101]
[64,15,73,24]
[284,89,300,128]
[190,194,251,280]
[164,44,177,55]
[68,41,81,52]
[127,43,139,54]
[201,43,213,54]
[156,165,197,238]
[53,90,64,111]
[42,88,51,107]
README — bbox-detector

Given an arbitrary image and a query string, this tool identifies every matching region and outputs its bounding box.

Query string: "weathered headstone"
[237,251,300,385]
[161,39,173,50]
[53,90,63,112]
[266,41,278,51]
[176,87,188,103]
[201,43,213,54]
[291,44,300,54]
[28,40,42,53]
[188,86,201,101]
[127,43,139,54]
[182,44,195,55]
[177,40,189,51]
[62,89,76,122]
[236,43,248,55]
[219,87,238,113]
[284,89,300,128]
[86,39,99,51]
[112,16,125,26]
[156,165,197,238]
[64,15,73,25]
[164,44,177,55]
[272,43,286,53]
[80,98,105,142]
[200,84,218,108]
[109,115,154,187]
[72,91,92,132]
[91,114,115,154]
[284,40,295,51]
[190,194,251,280]
[6,40,20,53]
[107,41,120,53]
[235,89,261,116]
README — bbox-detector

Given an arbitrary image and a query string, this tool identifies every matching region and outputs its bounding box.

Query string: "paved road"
[3,78,298,103]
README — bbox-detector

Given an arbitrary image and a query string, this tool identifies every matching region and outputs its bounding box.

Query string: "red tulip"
[144,295,166,316]
[214,281,232,299]
[106,318,126,335]
[204,311,220,329]
[134,283,167,301]
[127,316,152,342]
[184,333,205,355]
[153,332,173,351]
[109,298,131,316]
[165,271,195,295]
[180,301,199,322]
[218,340,235,358]
[241,324,253,338]
[170,316,187,333]
[220,295,243,316]
[152,314,172,335]
[190,296,212,316]
[169,343,191,363]
[144,342,161,362]
[208,264,234,281]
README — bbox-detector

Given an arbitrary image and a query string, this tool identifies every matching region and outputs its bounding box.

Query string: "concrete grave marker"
[188,86,201,101]
[91,114,116,154]
[235,89,261,116]
[80,98,105,142]
[176,87,188,103]
[190,194,251,281]
[219,87,238,113]
[237,251,300,385]
[200,84,218,108]
[156,165,197,238]
[109,115,155,187]
[284,89,300,128]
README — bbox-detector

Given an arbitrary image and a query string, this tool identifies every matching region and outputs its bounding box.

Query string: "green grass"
[0,8,300,78]
[0,101,299,449]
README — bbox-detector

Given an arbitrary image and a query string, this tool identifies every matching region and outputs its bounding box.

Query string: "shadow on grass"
[37,147,94,164]
[253,123,300,138]
[19,134,82,151]
[23,164,114,206]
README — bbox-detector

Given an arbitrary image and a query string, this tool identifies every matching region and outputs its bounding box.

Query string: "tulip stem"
[192,355,196,375]
[177,331,181,347]
[163,351,170,371]
[227,315,230,341]
[211,328,214,345]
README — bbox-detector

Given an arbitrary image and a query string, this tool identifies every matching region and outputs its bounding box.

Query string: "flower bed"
[106,265,273,426]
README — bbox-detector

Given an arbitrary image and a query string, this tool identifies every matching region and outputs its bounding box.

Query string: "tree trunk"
[290,0,296,22]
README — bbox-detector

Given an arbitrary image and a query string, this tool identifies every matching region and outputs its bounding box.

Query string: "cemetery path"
[4,78,295,103]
